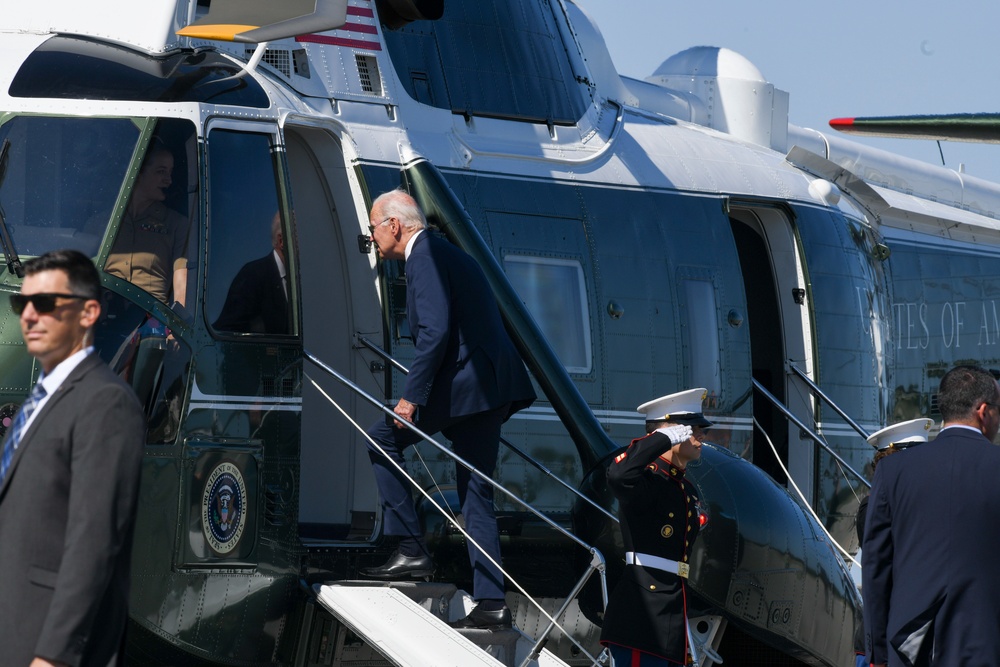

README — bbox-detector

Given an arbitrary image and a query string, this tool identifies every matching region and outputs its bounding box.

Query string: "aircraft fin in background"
[829,113,1000,144]
[177,0,349,43]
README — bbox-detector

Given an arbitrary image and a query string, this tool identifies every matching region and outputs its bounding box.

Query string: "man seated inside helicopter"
[98,139,191,309]
[213,212,291,335]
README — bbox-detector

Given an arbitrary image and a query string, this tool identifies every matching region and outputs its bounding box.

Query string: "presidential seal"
[202,461,247,555]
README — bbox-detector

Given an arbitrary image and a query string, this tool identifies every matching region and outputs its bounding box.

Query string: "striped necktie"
[0,383,47,485]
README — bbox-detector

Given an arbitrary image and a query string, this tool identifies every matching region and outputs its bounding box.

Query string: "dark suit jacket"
[403,232,534,420]
[0,353,145,667]
[863,426,1000,667]
[214,252,289,335]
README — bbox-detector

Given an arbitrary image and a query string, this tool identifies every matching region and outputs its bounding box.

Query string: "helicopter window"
[10,35,269,108]
[99,120,198,311]
[97,290,191,446]
[0,116,138,260]
[381,0,586,124]
[680,278,722,399]
[206,129,294,337]
[504,255,591,373]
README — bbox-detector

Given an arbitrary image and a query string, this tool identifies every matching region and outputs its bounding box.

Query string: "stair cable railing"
[356,334,619,524]
[751,379,870,489]
[787,362,870,441]
[354,335,715,666]
[305,350,610,667]
[752,414,859,567]
[752,365,877,567]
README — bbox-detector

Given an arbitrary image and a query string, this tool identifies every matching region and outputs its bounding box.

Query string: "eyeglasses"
[10,292,89,315]
[368,217,392,235]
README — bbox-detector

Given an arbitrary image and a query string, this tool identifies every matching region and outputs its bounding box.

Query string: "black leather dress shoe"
[359,551,434,580]
[448,605,512,630]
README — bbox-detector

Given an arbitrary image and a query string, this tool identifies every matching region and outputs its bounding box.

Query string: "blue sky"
[576,0,1000,184]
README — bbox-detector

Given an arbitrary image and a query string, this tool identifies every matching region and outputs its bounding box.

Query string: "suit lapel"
[0,354,99,497]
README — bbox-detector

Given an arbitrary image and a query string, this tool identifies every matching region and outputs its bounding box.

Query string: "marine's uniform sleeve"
[862,465,893,665]
[34,378,145,665]
[607,431,674,502]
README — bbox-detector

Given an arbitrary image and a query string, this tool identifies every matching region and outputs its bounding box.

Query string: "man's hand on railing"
[393,398,417,428]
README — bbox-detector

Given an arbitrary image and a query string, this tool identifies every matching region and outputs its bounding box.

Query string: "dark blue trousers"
[366,404,508,601]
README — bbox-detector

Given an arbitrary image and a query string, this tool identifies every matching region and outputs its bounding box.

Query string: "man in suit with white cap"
[600,388,711,666]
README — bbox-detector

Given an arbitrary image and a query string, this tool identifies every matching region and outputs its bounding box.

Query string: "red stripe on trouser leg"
[682,582,689,661]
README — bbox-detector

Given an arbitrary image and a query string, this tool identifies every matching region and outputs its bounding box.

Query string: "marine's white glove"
[655,424,693,445]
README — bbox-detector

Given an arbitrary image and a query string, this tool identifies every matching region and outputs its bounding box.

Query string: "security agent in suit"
[360,190,535,630]
[213,212,290,335]
[0,250,145,667]
[600,388,710,666]
[863,365,1000,667]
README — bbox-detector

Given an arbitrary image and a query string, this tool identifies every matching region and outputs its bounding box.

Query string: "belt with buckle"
[625,551,690,578]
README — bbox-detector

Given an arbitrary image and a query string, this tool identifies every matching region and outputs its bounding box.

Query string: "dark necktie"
[0,383,47,485]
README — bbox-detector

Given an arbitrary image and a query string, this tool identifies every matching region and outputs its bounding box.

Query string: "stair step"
[314,582,571,667]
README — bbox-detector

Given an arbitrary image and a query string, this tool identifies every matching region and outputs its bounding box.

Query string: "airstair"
[313,581,570,667]
[753,362,871,493]
[752,361,872,572]
[302,346,617,667]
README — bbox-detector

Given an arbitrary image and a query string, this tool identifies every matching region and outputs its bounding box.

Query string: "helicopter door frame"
[281,121,386,544]
[729,203,817,503]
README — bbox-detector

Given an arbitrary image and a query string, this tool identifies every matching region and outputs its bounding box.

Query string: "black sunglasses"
[9,292,89,315]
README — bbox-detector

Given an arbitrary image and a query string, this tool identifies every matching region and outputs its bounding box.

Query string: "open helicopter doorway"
[729,206,816,499]
[284,125,383,542]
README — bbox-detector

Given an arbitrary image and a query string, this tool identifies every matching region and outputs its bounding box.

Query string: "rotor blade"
[829,113,1000,143]
[177,0,349,43]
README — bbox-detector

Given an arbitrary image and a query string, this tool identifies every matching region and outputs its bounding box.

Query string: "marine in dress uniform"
[103,146,190,306]
[600,388,711,667]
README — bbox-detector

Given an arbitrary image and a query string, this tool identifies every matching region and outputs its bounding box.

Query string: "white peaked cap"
[866,418,933,451]
[637,388,712,427]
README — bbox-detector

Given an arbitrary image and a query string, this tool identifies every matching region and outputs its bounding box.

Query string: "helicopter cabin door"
[729,204,816,501]
[284,125,384,542]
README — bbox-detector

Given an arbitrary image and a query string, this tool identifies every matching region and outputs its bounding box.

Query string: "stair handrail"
[787,362,870,440]
[305,350,609,666]
[751,379,870,489]
[355,334,619,524]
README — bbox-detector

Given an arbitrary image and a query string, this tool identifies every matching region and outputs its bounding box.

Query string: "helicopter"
[3,0,1000,665]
